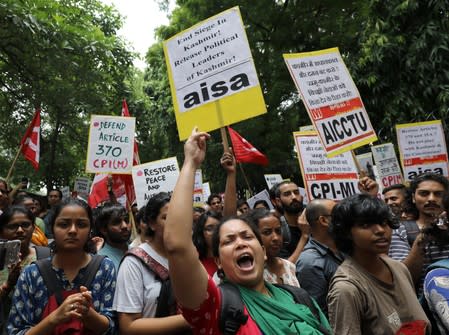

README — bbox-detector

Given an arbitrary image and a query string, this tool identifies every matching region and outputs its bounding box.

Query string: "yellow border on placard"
[86,115,135,175]
[163,6,266,140]
[284,47,378,157]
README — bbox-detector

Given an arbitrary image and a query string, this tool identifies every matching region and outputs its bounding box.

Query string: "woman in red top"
[164,128,330,335]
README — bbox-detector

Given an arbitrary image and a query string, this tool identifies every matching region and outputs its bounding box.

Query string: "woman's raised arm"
[164,128,211,309]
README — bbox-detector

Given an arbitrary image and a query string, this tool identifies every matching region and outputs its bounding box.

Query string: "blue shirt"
[98,242,128,270]
[7,256,117,335]
[296,237,344,315]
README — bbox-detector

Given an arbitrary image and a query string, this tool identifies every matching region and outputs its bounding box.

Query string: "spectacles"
[4,221,33,232]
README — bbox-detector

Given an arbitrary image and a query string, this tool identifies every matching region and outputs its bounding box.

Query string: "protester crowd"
[0,129,448,334]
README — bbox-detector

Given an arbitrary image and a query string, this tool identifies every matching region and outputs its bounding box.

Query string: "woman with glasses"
[192,211,222,276]
[0,206,36,331]
[7,198,117,335]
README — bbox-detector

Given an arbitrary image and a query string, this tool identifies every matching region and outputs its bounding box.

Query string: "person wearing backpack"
[112,192,192,334]
[163,128,331,335]
[7,198,117,335]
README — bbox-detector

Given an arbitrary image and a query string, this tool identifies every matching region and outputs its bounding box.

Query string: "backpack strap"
[35,258,65,305]
[33,245,51,260]
[123,247,169,280]
[218,281,248,335]
[275,284,331,335]
[122,247,175,317]
[81,255,105,289]
[402,220,420,247]
[35,255,105,306]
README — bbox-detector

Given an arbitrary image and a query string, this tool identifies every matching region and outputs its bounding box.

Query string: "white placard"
[202,182,211,201]
[284,48,377,156]
[132,157,180,208]
[264,174,283,190]
[194,169,204,204]
[247,189,273,210]
[396,120,449,181]
[86,115,135,174]
[371,143,403,188]
[61,186,70,200]
[294,131,359,200]
[164,7,259,113]
[74,177,91,196]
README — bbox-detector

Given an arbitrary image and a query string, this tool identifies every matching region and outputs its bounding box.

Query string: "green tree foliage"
[0,0,134,190]
[353,0,449,143]
[143,0,368,193]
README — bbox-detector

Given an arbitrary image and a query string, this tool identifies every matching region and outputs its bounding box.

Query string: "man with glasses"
[296,199,343,315]
[95,202,132,269]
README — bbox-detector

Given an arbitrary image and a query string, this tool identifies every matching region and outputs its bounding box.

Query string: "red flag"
[88,174,127,208]
[20,108,40,170]
[227,126,268,166]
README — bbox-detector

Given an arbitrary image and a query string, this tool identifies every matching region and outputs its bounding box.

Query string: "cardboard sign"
[247,189,273,210]
[264,174,283,190]
[371,143,403,188]
[132,157,180,208]
[396,120,449,182]
[202,182,211,201]
[294,131,359,200]
[193,169,204,204]
[355,152,376,180]
[86,115,135,174]
[284,48,377,156]
[61,186,70,200]
[164,6,266,140]
[74,177,91,196]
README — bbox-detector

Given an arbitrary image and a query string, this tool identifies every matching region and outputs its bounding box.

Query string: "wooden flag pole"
[351,150,366,178]
[238,163,253,197]
[5,143,23,183]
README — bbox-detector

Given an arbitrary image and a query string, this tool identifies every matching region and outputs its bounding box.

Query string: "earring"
[217,268,225,279]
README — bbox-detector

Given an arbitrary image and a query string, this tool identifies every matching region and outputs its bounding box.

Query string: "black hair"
[253,199,270,210]
[274,181,294,198]
[193,206,206,214]
[329,194,398,255]
[237,199,249,208]
[211,215,263,258]
[12,194,34,206]
[207,194,221,205]
[94,202,127,237]
[0,205,35,230]
[410,172,449,194]
[144,192,171,237]
[382,183,406,195]
[48,188,63,199]
[192,211,222,259]
[50,198,94,253]
[245,208,276,227]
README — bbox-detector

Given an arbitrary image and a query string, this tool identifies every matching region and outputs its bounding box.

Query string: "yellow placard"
[163,7,266,140]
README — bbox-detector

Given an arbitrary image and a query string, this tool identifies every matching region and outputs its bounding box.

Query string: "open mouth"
[237,253,254,270]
